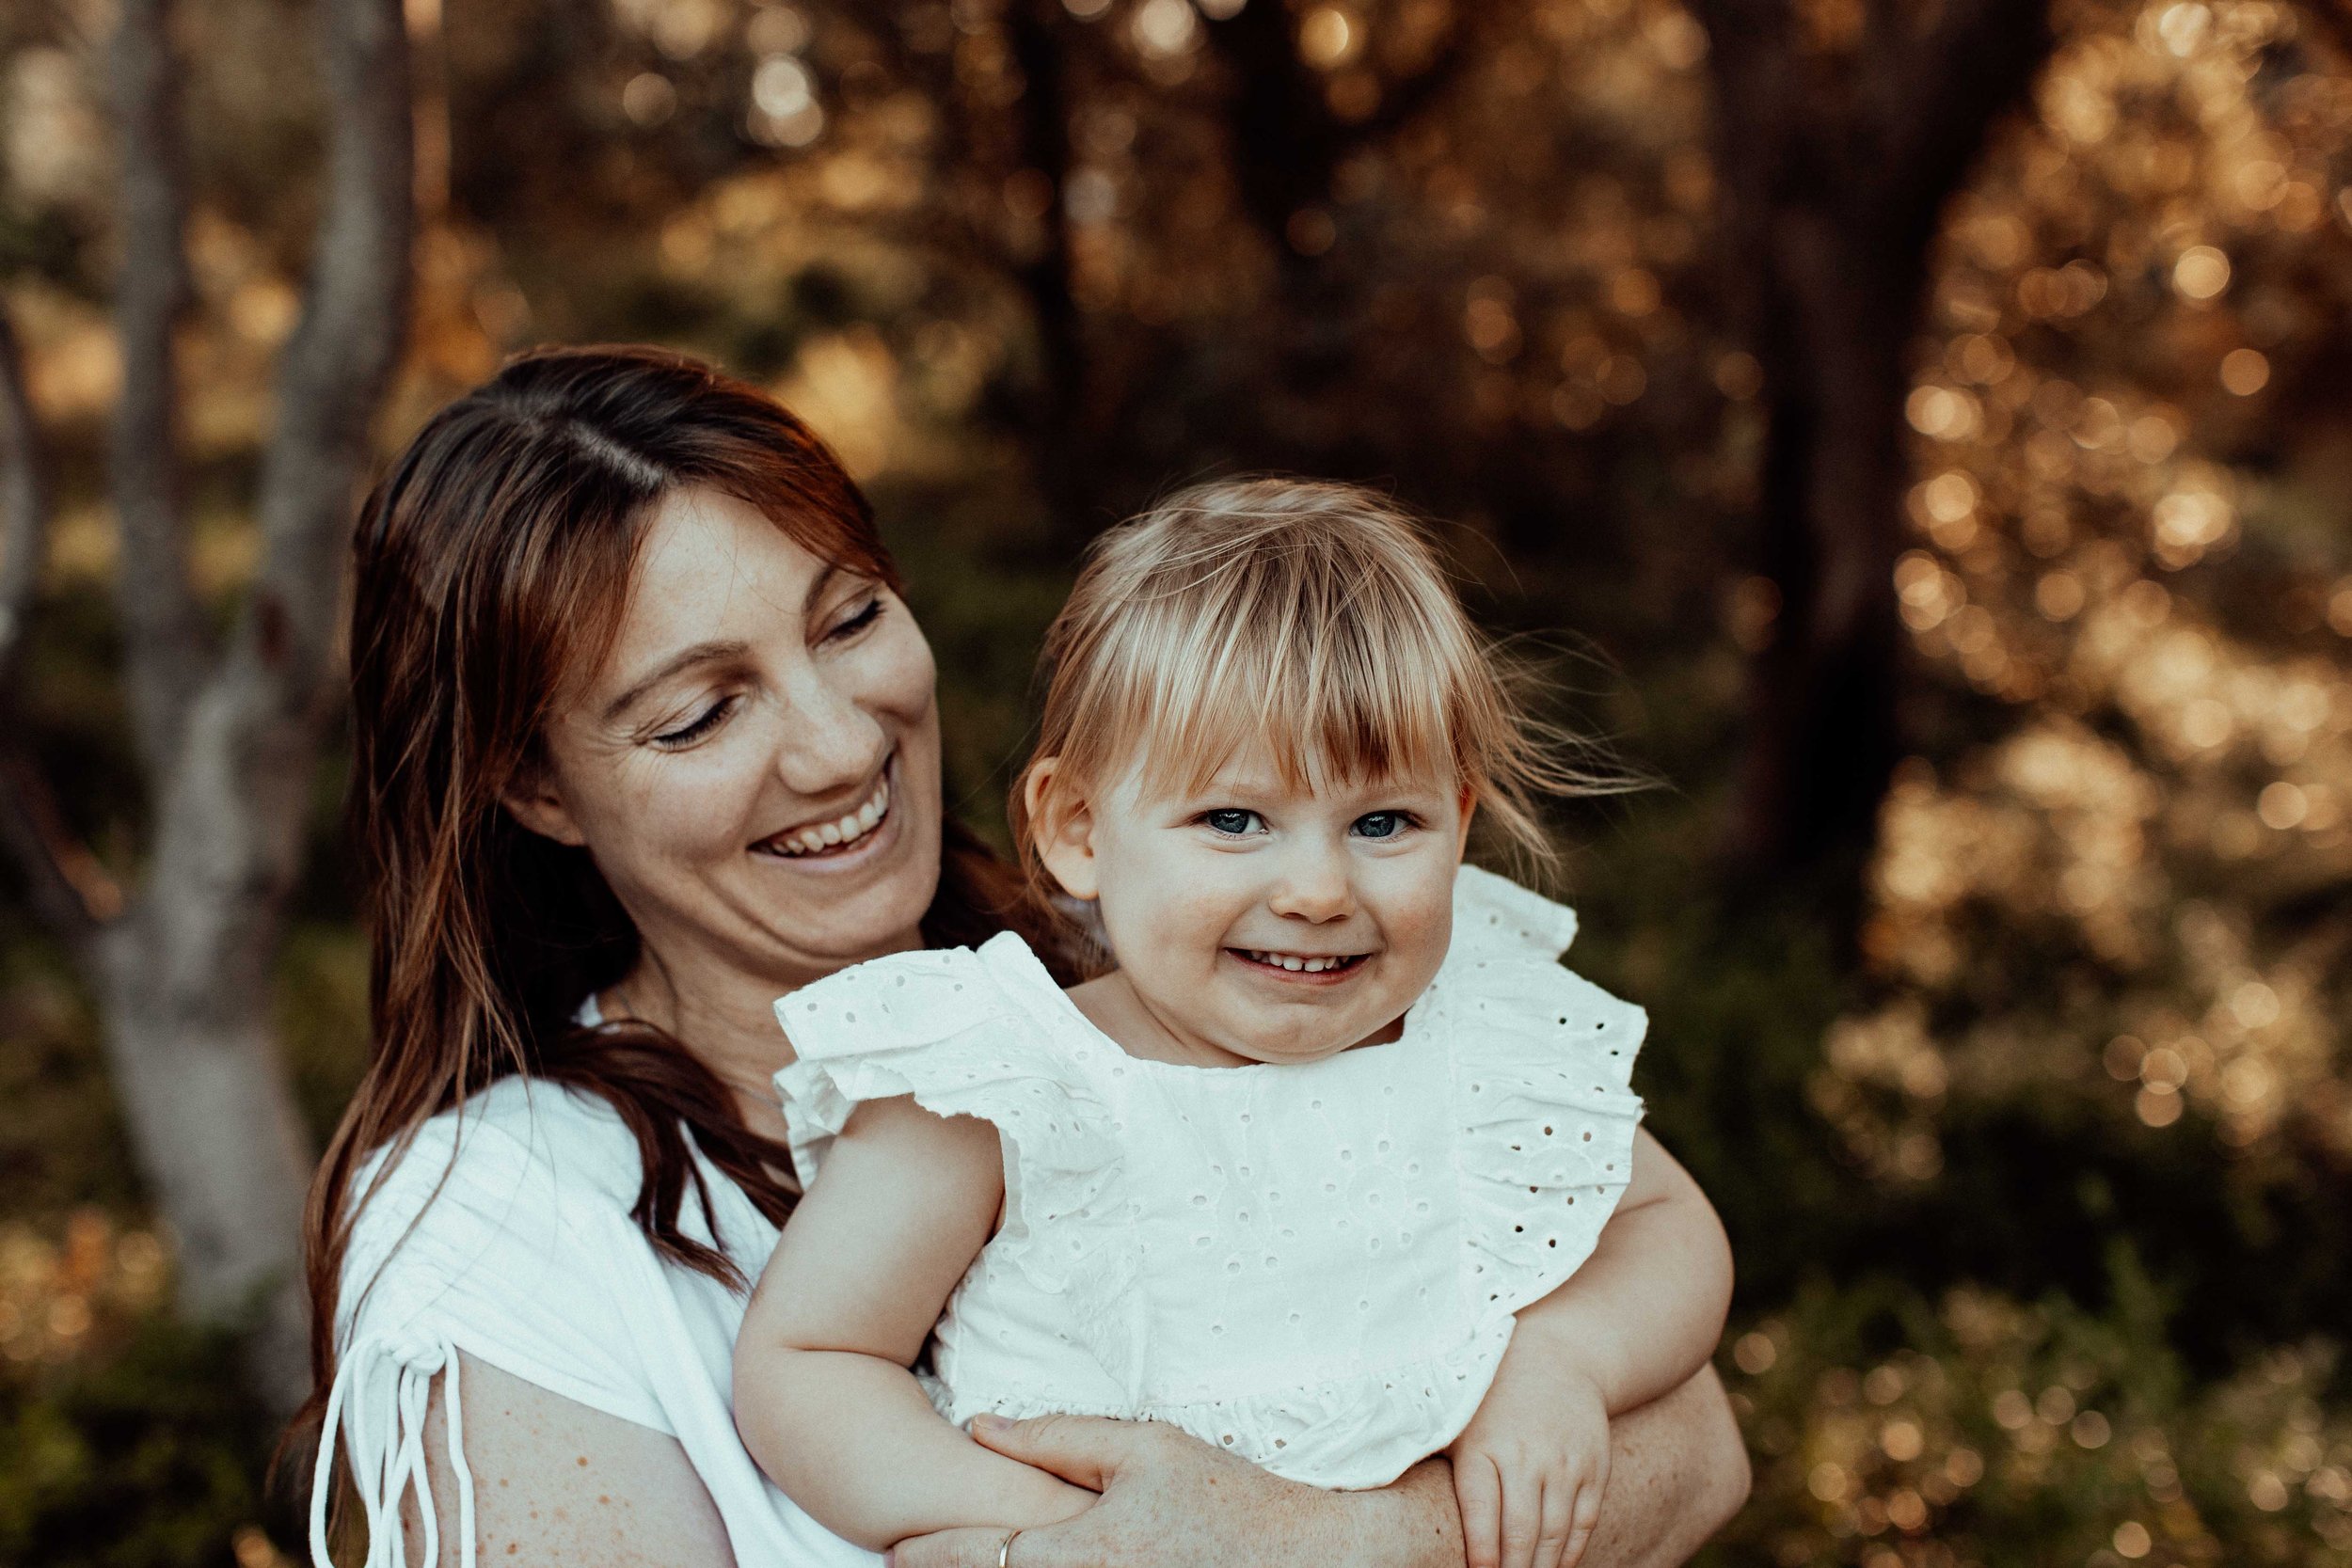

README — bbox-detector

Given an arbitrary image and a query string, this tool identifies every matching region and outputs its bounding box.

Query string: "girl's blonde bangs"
[1074,560,1480,801]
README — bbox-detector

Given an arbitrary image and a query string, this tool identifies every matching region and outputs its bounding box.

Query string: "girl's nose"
[1267,847,1355,924]
[772,661,885,797]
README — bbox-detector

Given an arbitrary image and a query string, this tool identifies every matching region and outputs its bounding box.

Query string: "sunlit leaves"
[1847,0,2352,1216]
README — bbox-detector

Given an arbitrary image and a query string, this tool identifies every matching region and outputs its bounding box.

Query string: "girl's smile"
[1229,948,1371,978]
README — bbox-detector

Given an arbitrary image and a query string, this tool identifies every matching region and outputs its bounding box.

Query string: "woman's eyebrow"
[601,640,750,723]
[804,561,843,610]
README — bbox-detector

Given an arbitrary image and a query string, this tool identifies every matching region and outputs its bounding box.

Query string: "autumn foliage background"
[2,0,2351,1563]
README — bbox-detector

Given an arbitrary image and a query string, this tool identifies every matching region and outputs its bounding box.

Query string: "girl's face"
[508,484,944,995]
[1033,744,1472,1067]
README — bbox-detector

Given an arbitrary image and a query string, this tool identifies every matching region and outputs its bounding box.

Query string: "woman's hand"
[888,1366,1748,1568]
[886,1414,1370,1568]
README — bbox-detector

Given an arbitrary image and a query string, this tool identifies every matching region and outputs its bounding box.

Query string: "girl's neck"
[1064,969,1407,1069]
[1067,971,1256,1068]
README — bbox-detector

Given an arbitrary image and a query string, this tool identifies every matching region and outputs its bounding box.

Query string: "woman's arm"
[734,1095,1094,1549]
[397,1353,739,1566]
[889,1367,1750,1568]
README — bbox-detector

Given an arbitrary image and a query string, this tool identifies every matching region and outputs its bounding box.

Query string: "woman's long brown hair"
[288,344,1045,1488]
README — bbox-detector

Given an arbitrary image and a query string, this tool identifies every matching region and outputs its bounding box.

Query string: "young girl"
[734,480,1733,1568]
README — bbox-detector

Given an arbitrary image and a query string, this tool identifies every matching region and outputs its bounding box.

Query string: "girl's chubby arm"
[733,1095,1096,1551]
[1512,1129,1735,1415]
[1449,1130,1735,1568]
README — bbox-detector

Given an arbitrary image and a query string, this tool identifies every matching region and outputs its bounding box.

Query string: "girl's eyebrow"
[601,640,750,723]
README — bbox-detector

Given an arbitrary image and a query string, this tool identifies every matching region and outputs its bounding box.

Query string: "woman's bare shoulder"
[401,1351,739,1568]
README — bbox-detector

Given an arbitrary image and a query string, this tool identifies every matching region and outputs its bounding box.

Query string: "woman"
[297,345,1749,1568]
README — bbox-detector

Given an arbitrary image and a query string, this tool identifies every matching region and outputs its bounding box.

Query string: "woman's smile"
[754,752,898,863]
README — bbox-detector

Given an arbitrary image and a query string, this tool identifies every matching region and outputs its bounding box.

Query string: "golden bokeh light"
[2172,243,2232,299]
[2219,345,2270,394]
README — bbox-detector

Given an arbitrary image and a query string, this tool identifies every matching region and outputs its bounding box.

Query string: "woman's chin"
[751,826,939,961]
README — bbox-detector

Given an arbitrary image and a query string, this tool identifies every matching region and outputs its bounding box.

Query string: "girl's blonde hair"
[1011,478,1629,899]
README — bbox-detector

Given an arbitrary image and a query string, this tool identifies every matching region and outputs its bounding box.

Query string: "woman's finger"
[1499,1466,1541,1568]
[965,1412,1139,1493]
[1454,1451,1503,1568]
[1533,1476,1575,1568]
[887,1526,1023,1568]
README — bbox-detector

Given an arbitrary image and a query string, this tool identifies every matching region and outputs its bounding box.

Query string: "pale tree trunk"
[0,0,411,1414]
[1687,0,2053,912]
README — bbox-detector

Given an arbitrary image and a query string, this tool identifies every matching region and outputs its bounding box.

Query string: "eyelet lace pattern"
[774,865,1646,1490]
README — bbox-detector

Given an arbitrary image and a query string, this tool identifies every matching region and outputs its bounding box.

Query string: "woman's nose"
[1266,846,1355,923]
[771,662,884,797]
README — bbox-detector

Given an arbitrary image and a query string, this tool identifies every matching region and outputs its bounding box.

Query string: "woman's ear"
[1023,758,1101,902]
[501,762,589,847]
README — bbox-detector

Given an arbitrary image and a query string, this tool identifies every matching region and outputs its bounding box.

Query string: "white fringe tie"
[310,1332,478,1568]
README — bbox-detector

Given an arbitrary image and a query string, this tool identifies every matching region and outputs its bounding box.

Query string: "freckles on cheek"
[611,752,751,858]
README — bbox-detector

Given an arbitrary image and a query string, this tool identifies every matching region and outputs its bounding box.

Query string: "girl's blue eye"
[1354,811,1410,839]
[1203,809,1262,836]
[652,698,735,747]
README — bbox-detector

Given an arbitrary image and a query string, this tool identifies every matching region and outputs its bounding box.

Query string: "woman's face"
[510,484,943,994]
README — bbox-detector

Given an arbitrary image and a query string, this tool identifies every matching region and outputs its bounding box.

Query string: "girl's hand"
[1448,1357,1612,1568]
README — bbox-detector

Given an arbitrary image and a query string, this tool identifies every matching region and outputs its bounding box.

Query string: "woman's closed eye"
[650,695,738,748]
[823,594,884,643]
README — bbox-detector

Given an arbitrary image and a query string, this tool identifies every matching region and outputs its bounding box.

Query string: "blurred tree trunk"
[1203,0,1469,293]
[1689,0,2052,907]
[1002,0,1093,531]
[0,0,412,1414]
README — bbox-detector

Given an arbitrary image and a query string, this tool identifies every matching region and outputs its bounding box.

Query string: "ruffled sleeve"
[773,935,1126,1293]
[1442,867,1647,1321]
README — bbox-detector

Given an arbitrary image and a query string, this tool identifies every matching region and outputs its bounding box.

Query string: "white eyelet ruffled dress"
[771,865,1646,1491]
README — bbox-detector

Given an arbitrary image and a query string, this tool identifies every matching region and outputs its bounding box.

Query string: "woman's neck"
[601,953,807,1144]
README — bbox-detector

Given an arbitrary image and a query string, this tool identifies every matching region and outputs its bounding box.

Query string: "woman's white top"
[773,865,1647,1491]
[307,1004,874,1568]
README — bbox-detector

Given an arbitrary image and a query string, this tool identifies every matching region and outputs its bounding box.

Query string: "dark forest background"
[1,0,2349,1563]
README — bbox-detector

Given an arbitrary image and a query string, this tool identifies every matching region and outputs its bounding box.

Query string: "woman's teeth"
[1243,950,1359,974]
[768,776,890,857]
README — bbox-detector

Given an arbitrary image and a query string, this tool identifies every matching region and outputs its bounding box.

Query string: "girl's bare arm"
[1508,1128,1737,1415]
[732,1095,1095,1549]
